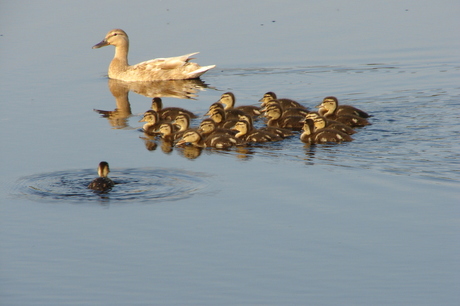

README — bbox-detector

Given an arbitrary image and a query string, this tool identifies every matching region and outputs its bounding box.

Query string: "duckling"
[88,161,115,192]
[259,91,308,110]
[172,113,195,140]
[305,113,356,135]
[198,118,236,138]
[236,112,293,138]
[208,108,238,129]
[139,110,163,134]
[218,92,261,117]
[317,96,371,118]
[261,99,310,117]
[92,29,215,81]
[151,97,197,120]
[300,119,353,144]
[232,120,282,143]
[156,122,177,143]
[176,130,240,149]
[264,104,304,131]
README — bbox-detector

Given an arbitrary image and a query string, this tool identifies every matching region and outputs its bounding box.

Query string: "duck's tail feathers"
[187,65,216,78]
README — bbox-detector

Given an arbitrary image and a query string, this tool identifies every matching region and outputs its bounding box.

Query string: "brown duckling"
[317,97,371,128]
[319,96,371,118]
[151,97,197,120]
[172,113,196,140]
[198,118,236,138]
[264,104,304,131]
[156,122,177,143]
[139,110,163,134]
[237,113,293,139]
[208,108,239,129]
[305,113,356,135]
[88,161,115,192]
[176,130,240,149]
[219,92,261,117]
[300,119,353,144]
[206,102,245,121]
[259,91,308,110]
[232,120,282,143]
[261,99,310,117]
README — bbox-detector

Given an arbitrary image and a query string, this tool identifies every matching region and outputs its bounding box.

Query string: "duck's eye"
[113,33,118,36]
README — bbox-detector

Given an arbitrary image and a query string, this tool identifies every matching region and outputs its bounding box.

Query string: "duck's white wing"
[132,52,200,70]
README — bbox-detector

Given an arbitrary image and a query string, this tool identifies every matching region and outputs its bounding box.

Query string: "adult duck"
[93,29,215,81]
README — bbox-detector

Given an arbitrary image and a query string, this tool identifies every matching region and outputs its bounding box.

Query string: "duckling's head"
[205,102,224,116]
[302,119,315,135]
[158,123,174,136]
[218,92,236,109]
[305,112,320,120]
[198,118,217,134]
[93,29,129,49]
[238,113,253,126]
[173,113,191,131]
[209,108,226,123]
[151,97,163,112]
[176,130,202,146]
[313,116,327,131]
[97,161,110,178]
[259,92,277,104]
[232,120,249,137]
[264,104,282,120]
[260,99,282,112]
[139,110,159,123]
[316,96,338,111]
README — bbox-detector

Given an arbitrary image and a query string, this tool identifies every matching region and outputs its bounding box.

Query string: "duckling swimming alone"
[93,29,215,81]
[88,161,115,192]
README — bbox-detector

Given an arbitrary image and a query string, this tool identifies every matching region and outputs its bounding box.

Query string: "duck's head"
[198,119,217,134]
[232,120,249,137]
[238,113,253,126]
[264,104,282,120]
[150,97,163,112]
[259,92,277,105]
[260,99,282,113]
[173,113,191,131]
[302,119,315,135]
[205,102,224,116]
[93,29,128,49]
[316,96,338,111]
[176,130,202,146]
[158,123,174,136]
[139,110,159,124]
[313,116,327,131]
[209,108,226,123]
[97,161,110,178]
[218,92,236,109]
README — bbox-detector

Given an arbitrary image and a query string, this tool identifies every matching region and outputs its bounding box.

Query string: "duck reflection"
[93,78,209,128]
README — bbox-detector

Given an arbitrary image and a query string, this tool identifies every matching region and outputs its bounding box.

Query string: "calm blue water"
[1,1,459,305]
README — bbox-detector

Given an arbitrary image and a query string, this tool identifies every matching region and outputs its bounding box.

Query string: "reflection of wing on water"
[108,78,210,99]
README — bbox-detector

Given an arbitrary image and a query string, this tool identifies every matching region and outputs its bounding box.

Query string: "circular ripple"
[12,167,211,203]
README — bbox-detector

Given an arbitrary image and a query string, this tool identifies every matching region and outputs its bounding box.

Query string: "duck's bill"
[92,40,109,49]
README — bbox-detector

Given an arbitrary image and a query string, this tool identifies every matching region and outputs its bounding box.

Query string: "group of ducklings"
[139,91,371,149]
[89,92,371,191]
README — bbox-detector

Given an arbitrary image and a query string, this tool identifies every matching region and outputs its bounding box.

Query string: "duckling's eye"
[113,33,118,36]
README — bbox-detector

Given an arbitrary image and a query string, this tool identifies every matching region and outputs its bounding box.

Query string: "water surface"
[1,1,459,305]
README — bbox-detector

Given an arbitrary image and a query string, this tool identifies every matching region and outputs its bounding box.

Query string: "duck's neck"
[110,43,129,72]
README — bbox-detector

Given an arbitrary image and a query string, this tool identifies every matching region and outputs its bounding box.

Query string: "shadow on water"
[11,168,212,205]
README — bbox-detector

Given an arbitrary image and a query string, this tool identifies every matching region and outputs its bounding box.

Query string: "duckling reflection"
[88,161,115,192]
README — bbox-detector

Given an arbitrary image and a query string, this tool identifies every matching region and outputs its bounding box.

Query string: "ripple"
[12,168,211,204]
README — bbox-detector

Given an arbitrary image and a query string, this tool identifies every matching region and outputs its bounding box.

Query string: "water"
[1,1,459,305]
